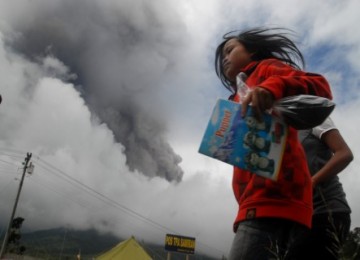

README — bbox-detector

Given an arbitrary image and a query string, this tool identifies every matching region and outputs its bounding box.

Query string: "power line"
[0,179,16,197]
[0,153,25,159]
[25,164,145,239]
[0,158,20,167]
[26,177,93,210]
[0,150,225,256]
[0,147,28,155]
[0,170,19,176]
[32,156,225,255]
[34,156,177,234]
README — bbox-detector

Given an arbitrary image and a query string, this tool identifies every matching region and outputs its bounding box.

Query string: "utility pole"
[0,153,33,259]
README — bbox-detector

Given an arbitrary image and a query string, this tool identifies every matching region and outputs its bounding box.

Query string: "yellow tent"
[95,236,152,260]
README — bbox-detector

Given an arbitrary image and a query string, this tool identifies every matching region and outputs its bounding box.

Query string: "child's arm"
[255,59,332,100]
[312,129,353,187]
[241,59,332,119]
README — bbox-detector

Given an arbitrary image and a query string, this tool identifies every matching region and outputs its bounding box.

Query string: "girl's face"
[222,38,253,82]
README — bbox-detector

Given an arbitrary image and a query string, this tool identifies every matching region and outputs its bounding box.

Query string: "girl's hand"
[241,87,274,120]
[311,176,319,187]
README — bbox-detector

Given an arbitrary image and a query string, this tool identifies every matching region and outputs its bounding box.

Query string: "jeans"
[295,212,351,260]
[228,218,308,260]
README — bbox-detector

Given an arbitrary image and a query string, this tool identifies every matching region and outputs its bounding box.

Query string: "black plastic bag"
[273,95,335,130]
[236,73,335,130]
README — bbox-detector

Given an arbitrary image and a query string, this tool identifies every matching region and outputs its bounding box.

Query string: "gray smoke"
[4,0,186,181]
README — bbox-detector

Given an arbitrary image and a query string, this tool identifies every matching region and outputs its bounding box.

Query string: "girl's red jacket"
[231,59,332,231]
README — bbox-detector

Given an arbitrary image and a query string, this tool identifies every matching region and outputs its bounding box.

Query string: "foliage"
[6,226,360,259]
[342,227,360,260]
[2,227,217,260]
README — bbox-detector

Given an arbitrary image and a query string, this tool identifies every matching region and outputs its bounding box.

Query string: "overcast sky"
[0,0,359,258]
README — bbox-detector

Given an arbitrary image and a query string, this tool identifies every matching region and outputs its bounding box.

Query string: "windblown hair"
[215,27,305,91]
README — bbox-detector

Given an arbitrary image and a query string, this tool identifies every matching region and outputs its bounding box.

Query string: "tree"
[342,227,360,260]
[7,217,26,254]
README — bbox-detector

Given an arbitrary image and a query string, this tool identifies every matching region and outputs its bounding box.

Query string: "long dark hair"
[215,27,305,91]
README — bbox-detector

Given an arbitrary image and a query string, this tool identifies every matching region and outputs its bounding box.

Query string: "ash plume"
[4,0,186,181]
